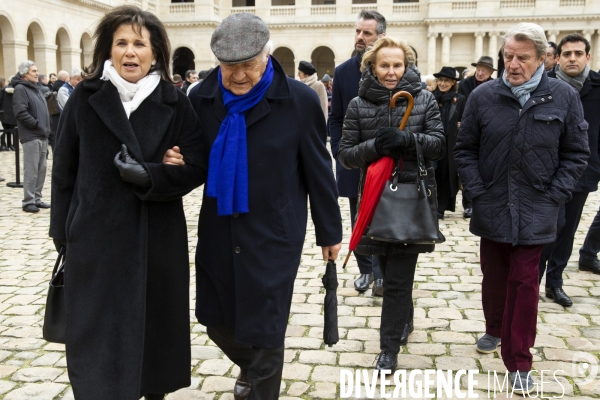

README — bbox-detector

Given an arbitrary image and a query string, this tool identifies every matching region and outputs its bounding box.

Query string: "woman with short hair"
[338,37,445,372]
[50,5,207,399]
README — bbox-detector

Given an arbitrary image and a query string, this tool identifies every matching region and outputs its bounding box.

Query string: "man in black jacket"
[12,61,51,213]
[455,23,589,394]
[329,9,386,295]
[539,34,600,303]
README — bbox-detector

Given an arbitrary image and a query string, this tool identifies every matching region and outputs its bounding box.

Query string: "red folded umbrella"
[342,91,415,269]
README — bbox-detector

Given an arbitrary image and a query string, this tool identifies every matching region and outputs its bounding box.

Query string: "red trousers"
[480,238,543,372]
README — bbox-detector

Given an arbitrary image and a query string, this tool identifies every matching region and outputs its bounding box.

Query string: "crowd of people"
[0,4,599,399]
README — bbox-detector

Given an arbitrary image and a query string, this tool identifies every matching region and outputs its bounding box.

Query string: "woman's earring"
[151,60,156,66]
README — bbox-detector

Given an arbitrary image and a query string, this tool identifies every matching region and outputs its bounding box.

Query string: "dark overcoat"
[329,54,362,198]
[433,89,466,210]
[548,69,600,193]
[49,78,207,399]
[458,75,493,99]
[188,58,343,348]
[455,73,590,246]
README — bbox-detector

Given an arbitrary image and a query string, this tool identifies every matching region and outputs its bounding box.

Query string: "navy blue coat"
[329,55,362,198]
[548,69,600,193]
[455,72,590,245]
[188,57,343,348]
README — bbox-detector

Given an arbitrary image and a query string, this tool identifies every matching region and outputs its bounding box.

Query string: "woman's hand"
[163,146,185,166]
[375,127,415,154]
[114,145,151,188]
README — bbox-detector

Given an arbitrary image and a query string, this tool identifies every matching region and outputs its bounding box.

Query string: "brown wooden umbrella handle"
[390,91,415,130]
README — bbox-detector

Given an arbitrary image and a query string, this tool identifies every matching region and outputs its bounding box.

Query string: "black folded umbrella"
[322,260,339,347]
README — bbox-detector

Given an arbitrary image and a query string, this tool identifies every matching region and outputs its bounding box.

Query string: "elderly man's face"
[504,37,545,86]
[23,65,39,83]
[70,74,83,87]
[474,65,493,82]
[220,54,268,96]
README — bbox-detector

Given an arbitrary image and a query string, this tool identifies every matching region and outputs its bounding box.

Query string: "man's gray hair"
[70,68,82,78]
[261,41,273,62]
[18,61,36,75]
[503,22,548,59]
[357,10,386,35]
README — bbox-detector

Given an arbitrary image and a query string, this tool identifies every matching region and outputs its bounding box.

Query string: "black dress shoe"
[8,146,15,151]
[234,369,251,400]
[354,273,374,292]
[22,204,40,213]
[0,145,7,151]
[375,351,398,372]
[579,258,600,275]
[463,208,472,218]
[399,319,414,346]
[545,287,573,307]
[437,212,444,220]
[372,279,384,297]
[35,202,51,209]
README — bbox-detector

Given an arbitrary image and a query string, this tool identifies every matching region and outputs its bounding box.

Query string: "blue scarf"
[207,58,274,216]
[502,63,544,106]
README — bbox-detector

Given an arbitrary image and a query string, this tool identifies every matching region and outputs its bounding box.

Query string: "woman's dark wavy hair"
[84,5,172,82]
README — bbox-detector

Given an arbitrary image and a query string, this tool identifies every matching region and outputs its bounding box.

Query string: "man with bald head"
[165,13,343,400]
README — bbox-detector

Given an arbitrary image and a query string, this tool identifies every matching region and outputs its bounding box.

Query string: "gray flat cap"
[211,13,270,64]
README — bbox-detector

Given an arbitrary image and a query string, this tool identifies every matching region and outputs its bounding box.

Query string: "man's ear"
[379,32,386,38]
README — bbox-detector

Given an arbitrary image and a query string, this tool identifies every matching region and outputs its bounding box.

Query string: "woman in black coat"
[338,37,445,372]
[49,6,207,399]
[431,66,466,219]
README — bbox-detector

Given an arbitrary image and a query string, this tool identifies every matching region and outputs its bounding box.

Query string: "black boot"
[375,351,398,372]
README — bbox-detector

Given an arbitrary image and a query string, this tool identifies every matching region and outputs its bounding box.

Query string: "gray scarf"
[554,64,590,92]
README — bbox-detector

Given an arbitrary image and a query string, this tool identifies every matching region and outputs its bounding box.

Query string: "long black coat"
[50,78,207,399]
[455,72,590,245]
[433,89,466,210]
[548,69,600,193]
[458,75,493,99]
[329,55,362,198]
[188,58,343,348]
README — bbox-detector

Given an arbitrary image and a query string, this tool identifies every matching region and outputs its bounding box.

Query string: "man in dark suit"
[457,55,495,218]
[539,33,600,306]
[329,9,386,295]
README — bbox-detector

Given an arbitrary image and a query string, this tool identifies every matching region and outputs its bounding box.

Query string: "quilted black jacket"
[455,72,590,246]
[338,65,445,188]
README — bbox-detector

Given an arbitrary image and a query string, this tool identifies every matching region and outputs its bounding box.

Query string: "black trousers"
[377,252,418,353]
[1,123,14,147]
[581,206,600,261]
[207,325,284,400]
[349,197,382,279]
[539,191,589,288]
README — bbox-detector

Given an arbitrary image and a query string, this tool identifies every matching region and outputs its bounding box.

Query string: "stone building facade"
[1,0,599,80]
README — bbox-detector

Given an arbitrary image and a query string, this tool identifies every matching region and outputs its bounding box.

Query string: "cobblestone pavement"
[1,146,600,399]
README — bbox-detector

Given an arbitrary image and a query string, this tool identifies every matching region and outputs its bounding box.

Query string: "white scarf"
[100,60,161,119]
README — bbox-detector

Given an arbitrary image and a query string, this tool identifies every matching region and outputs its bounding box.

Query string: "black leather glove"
[114,144,151,188]
[375,127,415,152]
[53,238,66,252]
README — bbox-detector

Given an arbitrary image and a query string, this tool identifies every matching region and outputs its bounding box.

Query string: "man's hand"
[321,242,342,261]
[163,146,185,166]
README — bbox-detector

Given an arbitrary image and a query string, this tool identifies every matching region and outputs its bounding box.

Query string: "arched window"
[173,47,195,78]
[273,47,295,78]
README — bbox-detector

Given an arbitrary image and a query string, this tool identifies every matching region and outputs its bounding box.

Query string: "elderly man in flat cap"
[164,13,343,400]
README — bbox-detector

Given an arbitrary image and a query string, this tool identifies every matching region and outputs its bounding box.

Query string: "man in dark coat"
[457,55,495,218]
[539,34,600,304]
[0,77,17,151]
[168,14,343,400]
[12,61,51,213]
[49,70,69,147]
[329,9,385,295]
[455,23,589,394]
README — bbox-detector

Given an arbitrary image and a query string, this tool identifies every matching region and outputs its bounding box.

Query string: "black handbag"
[43,247,66,344]
[367,134,445,245]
